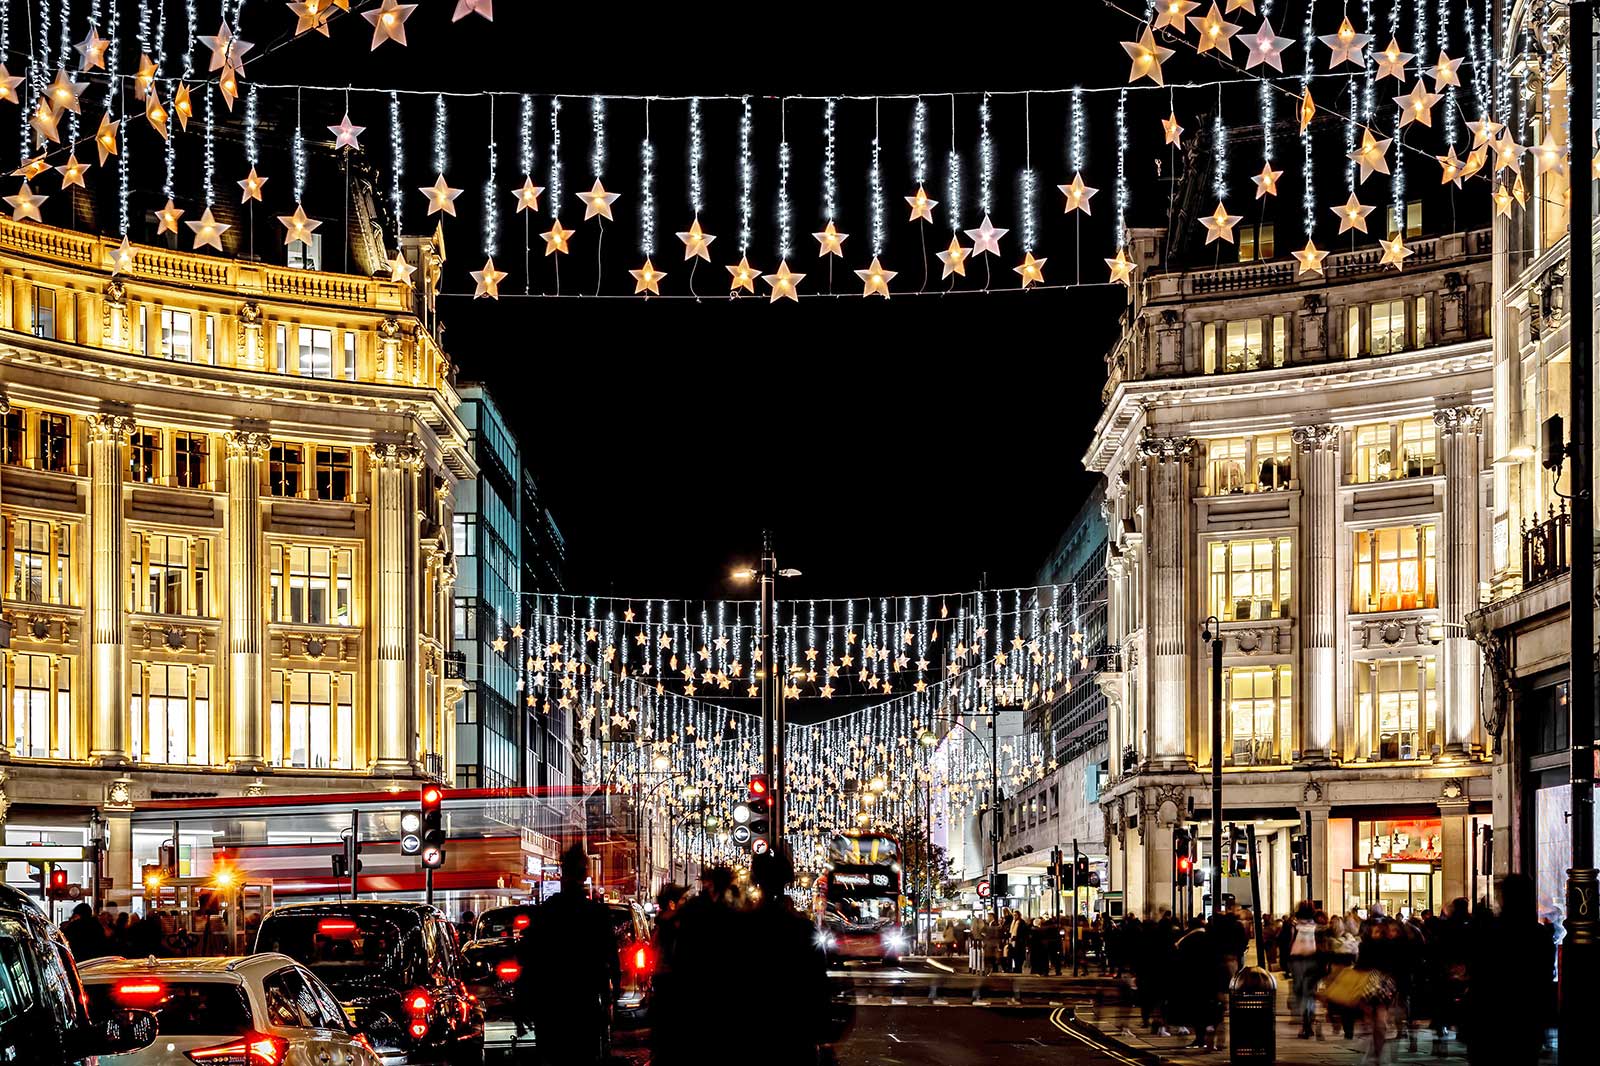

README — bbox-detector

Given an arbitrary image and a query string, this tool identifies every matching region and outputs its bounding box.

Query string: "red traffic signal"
[419,786,446,869]
[49,868,67,890]
[1176,854,1192,874]
[421,785,444,810]
[747,775,768,798]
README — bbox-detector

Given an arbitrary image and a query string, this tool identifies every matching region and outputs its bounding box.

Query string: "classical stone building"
[0,217,472,899]
[1088,224,1496,921]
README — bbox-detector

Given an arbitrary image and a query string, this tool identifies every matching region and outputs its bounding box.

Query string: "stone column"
[1439,794,1470,904]
[371,442,421,773]
[236,301,264,370]
[1307,804,1331,910]
[1138,433,1196,768]
[88,413,131,764]
[1293,424,1340,763]
[226,432,268,770]
[1435,406,1485,755]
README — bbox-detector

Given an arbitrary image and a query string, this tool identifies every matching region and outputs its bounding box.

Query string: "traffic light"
[332,853,348,880]
[1075,853,1090,889]
[1173,827,1192,886]
[400,809,422,856]
[1290,835,1307,876]
[47,866,69,901]
[420,785,446,869]
[1231,826,1251,875]
[743,775,771,854]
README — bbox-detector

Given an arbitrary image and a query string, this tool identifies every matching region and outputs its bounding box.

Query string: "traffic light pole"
[758,532,780,844]
[1072,840,1081,977]
[1203,619,1223,919]
[989,709,1000,925]
[348,809,359,900]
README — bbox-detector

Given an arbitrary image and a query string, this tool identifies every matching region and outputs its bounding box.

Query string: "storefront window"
[1352,525,1437,612]
[1344,816,1444,919]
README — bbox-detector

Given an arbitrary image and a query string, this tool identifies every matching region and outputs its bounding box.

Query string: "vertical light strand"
[181,0,196,78]
[823,98,837,222]
[203,85,214,207]
[292,89,305,203]
[1462,0,1488,119]
[389,91,402,239]
[36,0,53,103]
[590,94,605,178]
[1115,88,1129,246]
[688,97,703,217]
[777,100,790,259]
[1,4,10,168]
[1213,85,1228,201]
[1070,87,1085,173]
[946,94,961,234]
[1389,0,1405,232]
[245,84,258,166]
[640,98,654,257]
[484,96,498,256]
[519,94,535,178]
[913,96,927,185]
[158,1,173,201]
[58,0,77,143]
[1437,0,1455,148]
[1362,0,1376,122]
[433,93,448,175]
[738,95,752,256]
[1302,0,1318,239]
[111,1,126,235]
[1495,0,1511,126]
[1021,92,1036,251]
[1260,78,1276,164]
[548,96,562,216]
[870,97,884,256]
[978,94,992,215]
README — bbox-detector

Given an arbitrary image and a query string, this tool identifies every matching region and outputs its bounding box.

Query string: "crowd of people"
[934,910,1109,975]
[59,899,256,960]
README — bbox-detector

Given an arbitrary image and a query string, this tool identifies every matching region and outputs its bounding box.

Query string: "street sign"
[752,838,770,855]
[976,879,991,899]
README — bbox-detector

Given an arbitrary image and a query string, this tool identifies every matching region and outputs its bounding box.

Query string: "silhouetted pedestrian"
[62,903,109,961]
[1465,873,1554,1066]
[515,846,620,1066]
[745,849,832,1066]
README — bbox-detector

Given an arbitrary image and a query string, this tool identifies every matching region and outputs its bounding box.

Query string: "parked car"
[0,883,156,1065]
[605,901,654,1023]
[79,954,380,1066]
[472,904,538,944]
[252,901,483,1065]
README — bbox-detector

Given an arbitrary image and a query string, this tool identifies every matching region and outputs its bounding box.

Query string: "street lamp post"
[734,533,801,848]
[1202,617,1223,918]
[923,709,1009,926]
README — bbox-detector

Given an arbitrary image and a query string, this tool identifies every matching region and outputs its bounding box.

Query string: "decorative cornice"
[1433,405,1486,435]
[1137,430,1197,462]
[1292,423,1339,451]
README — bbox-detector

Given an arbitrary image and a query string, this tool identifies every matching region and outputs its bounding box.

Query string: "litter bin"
[1228,965,1277,1065]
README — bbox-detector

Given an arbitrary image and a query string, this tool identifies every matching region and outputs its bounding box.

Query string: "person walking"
[62,903,109,962]
[515,846,620,1066]
[1286,901,1322,1039]
[1007,910,1027,974]
[744,849,832,1066]
[1464,873,1555,1066]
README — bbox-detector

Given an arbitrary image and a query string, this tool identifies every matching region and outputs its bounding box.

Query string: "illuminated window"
[160,309,193,361]
[313,447,352,501]
[286,232,324,272]
[4,652,70,759]
[173,433,208,488]
[131,663,212,766]
[1414,295,1429,350]
[7,516,72,605]
[1384,200,1423,239]
[1207,536,1292,621]
[1239,223,1275,263]
[1348,298,1429,358]
[1398,418,1439,477]
[1216,664,1292,766]
[128,427,161,484]
[299,327,333,379]
[1353,525,1438,612]
[203,315,216,363]
[39,413,71,473]
[275,325,288,373]
[1355,657,1438,761]
[32,287,56,339]
[270,669,354,769]
[1202,433,1292,495]
[343,332,357,379]
[269,544,355,626]
[129,533,210,617]
[1372,299,1408,354]
[1201,315,1289,373]
[1,406,25,465]
[268,443,303,498]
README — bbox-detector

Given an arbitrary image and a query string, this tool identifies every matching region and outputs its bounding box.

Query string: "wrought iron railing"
[1523,504,1571,589]
[444,650,467,679]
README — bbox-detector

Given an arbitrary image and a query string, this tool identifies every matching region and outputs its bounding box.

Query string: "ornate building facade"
[0,217,472,897]
[1088,224,1496,920]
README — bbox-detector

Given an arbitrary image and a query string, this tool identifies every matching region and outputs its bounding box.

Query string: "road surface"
[831,1005,1135,1066]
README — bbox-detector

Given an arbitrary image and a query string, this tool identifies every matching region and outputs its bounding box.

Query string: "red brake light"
[185,1033,287,1065]
[405,989,433,1015]
[495,960,522,982]
[512,914,531,931]
[113,980,167,1004]
[317,919,358,936]
[632,945,651,973]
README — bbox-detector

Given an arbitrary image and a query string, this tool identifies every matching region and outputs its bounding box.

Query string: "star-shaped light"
[46,69,86,114]
[1106,247,1135,286]
[362,0,417,49]
[1059,173,1097,214]
[540,219,573,255]
[1251,162,1283,198]
[0,64,22,104]
[1122,27,1174,86]
[472,257,509,299]
[134,54,157,100]
[93,113,119,164]
[1245,18,1295,71]
[1349,127,1393,181]
[218,67,241,111]
[1535,130,1566,176]
[173,83,194,131]
[1300,88,1316,133]
[1429,50,1464,88]
[1512,173,1528,207]
[288,2,337,37]
[186,207,231,252]
[1378,234,1413,269]
[762,260,805,303]
[1190,3,1241,56]
[936,236,969,278]
[329,113,365,150]
[453,0,494,18]
[74,27,109,70]
[155,198,184,235]
[420,174,463,216]
[1200,201,1243,244]
[577,179,620,221]
[145,89,170,141]
[726,256,759,292]
[813,220,848,256]
[278,204,321,246]
[1332,192,1374,233]
[513,177,543,213]
[1153,0,1199,32]
[1396,83,1442,128]
[1466,118,1505,151]
[905,184,938,223]
[110,236,135,276]
[1374,37,1413,81]
[55,153,90,189]
[1436,148,1465,187]
[1320,16,1372,68]
[965,214,1008,256]
[629,258,666,295]
[1292,238,1328,277]
[29,97,60,144]
[238,166,268,202]
[677,218,716,260]
[12,155,48,180]
[4,180,46,222]
[199,23,253,72]
[389,255,417,284]
[1162,111,1184,145]
[1460,145,1489,181]
[1492,181,1516,218]
[1491,132,1525,178]
[1014,252,1047,287]
[855,256,896,298]
[1225,0,1256,10]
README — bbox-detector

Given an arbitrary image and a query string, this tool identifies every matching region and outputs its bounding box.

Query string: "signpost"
[976,879,991,899]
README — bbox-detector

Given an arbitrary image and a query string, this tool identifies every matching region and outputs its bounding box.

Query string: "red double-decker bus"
[815,830,908,963]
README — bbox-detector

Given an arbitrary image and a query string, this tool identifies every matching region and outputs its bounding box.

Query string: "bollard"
[1228,966,1277,1065]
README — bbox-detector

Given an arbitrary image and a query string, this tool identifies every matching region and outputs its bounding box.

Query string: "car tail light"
[631,945,652,973]
[317,919,358,936]
[185,1033,288,1065]
[495,960,521,982]
[112,980,167,1005]
[405,989,432,1015]
[408,1020,429,1039]
[512,914,531,931]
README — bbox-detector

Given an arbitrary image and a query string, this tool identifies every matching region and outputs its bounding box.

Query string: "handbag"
[1319,965,1367,1010]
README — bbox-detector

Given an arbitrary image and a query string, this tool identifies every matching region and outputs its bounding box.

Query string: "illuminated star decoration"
[3,180,46,221]
[55,154,90,189]
[288,2,337,37]
[199,22,253,73]
[1378,234,1413,269]
[762,260,805,303]
[1332,192,1374,234]
[0,64,23,103]
[1300,88,1316,133]
[328,113,366,151]
[1059,173,1097,213]
[965,214,1008,256]
[1436,148,1465,187]
[174,83,194,131]
[1318,16,1371,69]
[134,54,157,100]
[1162,112,1184,146]
[362,1,418,49]
[1348,127,1393,181]
[540,219,573,255]
[187,207,231,252]
[1374,37,1413,81]
[94,113,119,164]
[1251,162,1283,198]
[1189,3,1241,57]
[1491,181,1516,218]
[30,97,61,144]
[1396,83,1442,129]
[110,236,135,276]
[1106,248,1135,286]
[1429,50,1464,89]
[813,220,848,256]
[726,256,759,292]
[420,174,463,216]
[1225,0,1256,10]
[278,204,322,246]
[1292,239,1327,277]
[1245,18,1294,71]
[1200,201,1243,244]
[47,69,87,115]
[1491,132,1525,179]
[218,68,241,111]
[578,179,620,221]
[1153,1,1199,33]
[905,185,938,223]
[389,256,417,284]
[238,166,268,202]
[1534,131,1567,177]
[677,218,716,260]
[855,256,896,298]
[73,28,110,72]
[145,89,170,141]
[1014,252,1047,287]
[629,258,666,295]
[1122,27,1175,86]
[1460,145,1489,182]
[513,177,543,212]
[453,0,495,19]
[1466,118,1505,151]
[936,236,969,278]
[13,155,48,180]
[156,199,184,235]
[472,258,509,299]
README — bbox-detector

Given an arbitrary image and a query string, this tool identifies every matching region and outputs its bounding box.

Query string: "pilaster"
[226,431,268,770]
[1138,432,1195,768]
[1293,423,1339,763]
[371,441,422,774]
[88,412,131,765]
[1436,405,1486,755]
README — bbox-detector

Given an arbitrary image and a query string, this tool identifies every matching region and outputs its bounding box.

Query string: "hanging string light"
[1301,0,1318,239]
[37,0,54,104]
[1437,0,1455,148]
[57,0,77,142]
[245,84,258,166]
[688,97,703,216]
[591,95,605,178]
[111,1,127,236]
[548,96,562,216]
[1021,93,1037,251]
[433,93,448,175]
[870,98,884,256]
[777,100,790,259]
[1261,79,1275,164]
[204,87,215,208]
[640,99,655,257]
[519,94,535,179]
[912,97,927,187]
[390,91,403,240]
[293,90,306,203]
[484,97,498,256]
[946,95,961,235]
[1362,0,1376,122]
[1115,88,1129,246]
[158,1,174,201]
[1213,87,1228,201]
[1389,0,1406,233]
[739,95,752,256]
[978,95,992,216]
[1070,87,1085,174]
